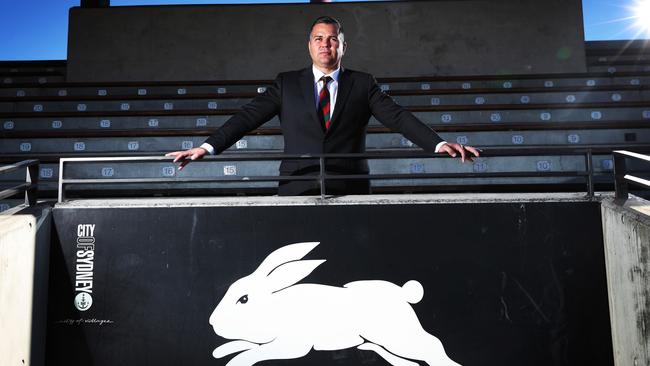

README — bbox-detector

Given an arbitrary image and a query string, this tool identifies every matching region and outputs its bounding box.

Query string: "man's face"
[308,23,346,71]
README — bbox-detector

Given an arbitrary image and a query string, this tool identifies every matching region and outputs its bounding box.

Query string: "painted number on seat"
[536,160,551,171]
[224,165,237,176]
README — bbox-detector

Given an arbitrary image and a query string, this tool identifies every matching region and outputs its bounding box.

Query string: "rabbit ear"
[265,259,326,293]
[253,242,320,277]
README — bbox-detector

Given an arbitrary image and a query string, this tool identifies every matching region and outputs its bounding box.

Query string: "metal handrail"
[613,150,650,200]
[58,148,606,202]
[0,159,39,207]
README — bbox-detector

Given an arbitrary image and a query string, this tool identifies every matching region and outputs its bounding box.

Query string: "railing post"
[25,161,39,206]
[319,156,325,199]
[58,159,65,203]
[586,150,594,198]
[613,152,628,201]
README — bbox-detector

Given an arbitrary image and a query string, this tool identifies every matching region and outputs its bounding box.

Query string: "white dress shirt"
[312,65,340,117]
[200,65,446,154]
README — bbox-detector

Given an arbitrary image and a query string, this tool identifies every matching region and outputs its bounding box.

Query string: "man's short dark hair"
[310,16,344,37]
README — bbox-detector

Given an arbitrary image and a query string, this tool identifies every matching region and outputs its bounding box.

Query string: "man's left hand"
[439,143,480,162]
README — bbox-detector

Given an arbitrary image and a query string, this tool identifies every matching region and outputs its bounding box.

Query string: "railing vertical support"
[319,157,325,200]
[585,151,594,198]
[613,152,628,200]
[25,162,39,206]
[58,159,65,203]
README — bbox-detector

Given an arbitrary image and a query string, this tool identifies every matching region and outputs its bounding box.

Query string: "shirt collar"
[312,65,341,83]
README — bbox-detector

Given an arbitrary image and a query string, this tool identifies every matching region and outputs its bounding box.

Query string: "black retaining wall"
[47,200,612,365]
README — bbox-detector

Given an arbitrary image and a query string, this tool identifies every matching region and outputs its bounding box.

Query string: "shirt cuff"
[200,143,216,155]
[434,141,447,153]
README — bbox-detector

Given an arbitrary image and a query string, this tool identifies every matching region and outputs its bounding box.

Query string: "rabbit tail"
[402,280,424,304]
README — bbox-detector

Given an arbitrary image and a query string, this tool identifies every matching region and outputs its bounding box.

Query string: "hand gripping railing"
[0,159,39,207]
[57,147,606,202]
[613,150,650,200]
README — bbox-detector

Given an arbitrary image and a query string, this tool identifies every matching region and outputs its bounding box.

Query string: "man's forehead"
[311,24,340,37]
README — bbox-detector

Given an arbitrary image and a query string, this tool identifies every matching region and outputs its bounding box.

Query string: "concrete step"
[1,89,648,114]
[2,74,650,98]
[2,107,650,138]
[1,75,66,86]
[587,65,650,74]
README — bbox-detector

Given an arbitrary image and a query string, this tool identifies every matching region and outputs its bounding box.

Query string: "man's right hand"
[165,147,208,171]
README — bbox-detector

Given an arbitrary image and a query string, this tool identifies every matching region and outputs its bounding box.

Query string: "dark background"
[48,201,612,365]
[66,0,586,82]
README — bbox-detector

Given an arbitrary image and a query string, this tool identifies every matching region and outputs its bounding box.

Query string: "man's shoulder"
[276,68,311,79]
[341,68,373,77]
[340,68,377,83]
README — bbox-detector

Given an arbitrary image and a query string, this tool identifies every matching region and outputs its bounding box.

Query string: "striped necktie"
[318,76,332,130]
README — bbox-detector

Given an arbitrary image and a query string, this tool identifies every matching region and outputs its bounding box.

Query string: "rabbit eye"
[237,295,248,304]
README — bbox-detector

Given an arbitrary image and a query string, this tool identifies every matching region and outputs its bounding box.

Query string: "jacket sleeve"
[367,74,443,153]
[203,74,282,154]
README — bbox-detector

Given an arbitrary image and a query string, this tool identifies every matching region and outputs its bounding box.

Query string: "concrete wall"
[601,196,650,366]
[0,206,52,366]
[67,0,586,82]
[48,193,613,365]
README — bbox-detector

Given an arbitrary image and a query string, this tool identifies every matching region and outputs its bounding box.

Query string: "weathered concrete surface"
[601,196,650,366]
[0,206,52,366]
[67,0,586,82]
[55,192,598,208]
[0,215,37,366]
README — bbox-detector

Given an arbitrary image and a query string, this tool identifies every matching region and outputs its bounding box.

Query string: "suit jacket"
[204,67,444,196]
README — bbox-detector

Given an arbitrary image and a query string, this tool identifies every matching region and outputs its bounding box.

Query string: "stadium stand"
[2,5,650,366]
[1,41,649,203]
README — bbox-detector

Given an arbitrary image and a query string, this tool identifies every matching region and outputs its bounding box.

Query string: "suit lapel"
[327,67,353,134]
[299,68,323,132]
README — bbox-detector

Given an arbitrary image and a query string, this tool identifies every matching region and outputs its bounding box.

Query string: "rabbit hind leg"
[380,331,461,366]
[225,340,312,366]
[213,340,259,359]
[357,342,419,366]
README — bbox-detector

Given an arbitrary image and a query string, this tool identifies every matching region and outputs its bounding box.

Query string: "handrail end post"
[613,152,629,201]
[586,151,594,199]
[25,161,39,206]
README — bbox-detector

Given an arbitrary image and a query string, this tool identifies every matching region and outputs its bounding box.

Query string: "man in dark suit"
[167,16,479,196]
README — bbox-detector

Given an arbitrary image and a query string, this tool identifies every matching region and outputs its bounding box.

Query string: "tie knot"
[320,76,332,85]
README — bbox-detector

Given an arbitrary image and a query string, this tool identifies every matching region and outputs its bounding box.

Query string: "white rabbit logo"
[209,242,461,366]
